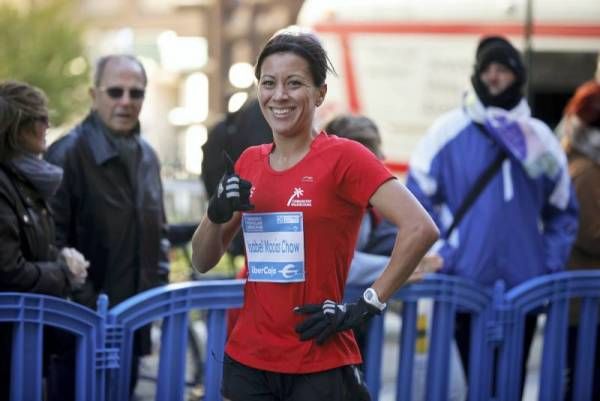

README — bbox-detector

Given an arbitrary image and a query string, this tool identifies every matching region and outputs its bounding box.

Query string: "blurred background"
[1,0,599,225]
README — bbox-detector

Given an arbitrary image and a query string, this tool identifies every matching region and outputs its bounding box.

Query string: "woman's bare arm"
[191,213,241,273]
[368,179,439,302]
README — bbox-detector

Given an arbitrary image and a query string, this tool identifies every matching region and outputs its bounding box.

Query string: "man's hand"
[294,297,381,345]
[206,152,254,224]
[406,254,443,284]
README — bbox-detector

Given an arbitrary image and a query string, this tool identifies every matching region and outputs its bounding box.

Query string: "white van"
[298,0,600,173]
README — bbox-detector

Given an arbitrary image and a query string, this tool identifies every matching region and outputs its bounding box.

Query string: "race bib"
[242,212,305,283]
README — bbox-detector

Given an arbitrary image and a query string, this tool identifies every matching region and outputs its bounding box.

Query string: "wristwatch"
[363,288,387,312]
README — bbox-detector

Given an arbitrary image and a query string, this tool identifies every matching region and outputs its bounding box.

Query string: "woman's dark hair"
[0,80,48,162]
[254,31,336,86]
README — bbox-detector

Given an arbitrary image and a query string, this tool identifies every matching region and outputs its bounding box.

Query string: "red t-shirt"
[225,132,393,373]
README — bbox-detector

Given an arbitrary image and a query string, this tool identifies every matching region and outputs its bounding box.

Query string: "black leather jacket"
[44,112,170,309]
[0,163,71,296]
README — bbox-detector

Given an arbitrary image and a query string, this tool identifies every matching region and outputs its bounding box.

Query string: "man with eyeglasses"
[45,54,169,398]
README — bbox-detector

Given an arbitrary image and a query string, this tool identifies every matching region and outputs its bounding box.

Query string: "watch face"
[364,288,385,311]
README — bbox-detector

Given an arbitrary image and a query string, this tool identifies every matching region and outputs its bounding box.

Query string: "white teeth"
[272,108,292,116]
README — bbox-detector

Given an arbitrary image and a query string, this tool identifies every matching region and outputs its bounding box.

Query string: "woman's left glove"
[294,289,386,345]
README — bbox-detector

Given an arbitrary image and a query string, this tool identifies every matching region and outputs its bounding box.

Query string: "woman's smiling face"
[257,52,326,139]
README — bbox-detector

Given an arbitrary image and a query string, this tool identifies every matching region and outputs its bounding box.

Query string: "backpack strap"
[443,124,507,239]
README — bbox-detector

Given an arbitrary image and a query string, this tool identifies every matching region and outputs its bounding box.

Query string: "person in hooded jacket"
[406,35,579,396]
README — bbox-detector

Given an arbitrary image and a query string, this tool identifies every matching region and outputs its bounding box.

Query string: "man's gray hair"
[93,54,147,87]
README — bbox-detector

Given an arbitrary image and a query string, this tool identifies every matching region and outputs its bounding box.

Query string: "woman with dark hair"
[559,80,600,400]
[0,80,88,400]
[192,31,439,400]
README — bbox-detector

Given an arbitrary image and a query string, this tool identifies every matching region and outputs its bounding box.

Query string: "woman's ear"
[316,84,327,107]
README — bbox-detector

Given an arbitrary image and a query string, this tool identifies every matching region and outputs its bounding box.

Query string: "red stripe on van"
[313,22,600,37]
[339,34,361,113]
[385,160,408,174]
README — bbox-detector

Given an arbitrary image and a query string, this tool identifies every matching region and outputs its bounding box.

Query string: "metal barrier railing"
[2,271,599,401]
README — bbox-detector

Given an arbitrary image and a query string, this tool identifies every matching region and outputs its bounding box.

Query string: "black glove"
[206,152,254,224]
[295,297,382,345]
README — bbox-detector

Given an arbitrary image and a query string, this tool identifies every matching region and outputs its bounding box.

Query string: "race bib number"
[242,212,305,282]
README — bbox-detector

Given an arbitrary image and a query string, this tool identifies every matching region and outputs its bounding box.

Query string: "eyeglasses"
[26,115,50,127]
[98,86,145,100]
[35,115,49,126]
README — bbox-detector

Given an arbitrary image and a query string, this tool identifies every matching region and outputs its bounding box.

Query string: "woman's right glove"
[207,152,254,224]
[60,247,89,287]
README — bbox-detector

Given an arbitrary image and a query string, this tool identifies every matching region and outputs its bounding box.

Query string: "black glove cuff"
[358,297,383,316]
[207,195,232,224]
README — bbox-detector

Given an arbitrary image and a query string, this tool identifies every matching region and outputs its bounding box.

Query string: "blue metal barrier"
[2,271,599,401]
[107,280,244,401]
[498,270,600,401]
[0,292,112,401]
[403,274,493,401]
[348,274,494,401]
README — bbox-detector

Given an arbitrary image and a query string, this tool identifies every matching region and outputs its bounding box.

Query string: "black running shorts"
[221,353,371,401]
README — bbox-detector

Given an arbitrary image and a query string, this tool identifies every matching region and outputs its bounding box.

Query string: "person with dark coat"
[558,80,600,400]
[201,98,272,199]
[44,54,170,397]
[0,80,88,401]
[201,97,272,258]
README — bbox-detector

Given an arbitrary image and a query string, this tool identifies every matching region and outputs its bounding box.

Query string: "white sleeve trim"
[409,109,470,196]
[529,119,571,209]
